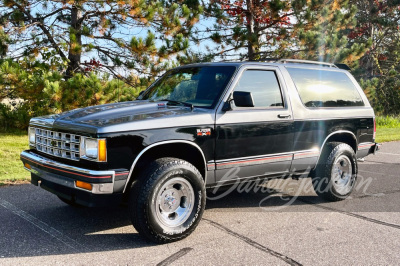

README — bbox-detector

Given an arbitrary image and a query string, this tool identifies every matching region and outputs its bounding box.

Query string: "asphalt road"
[1,142,399,265]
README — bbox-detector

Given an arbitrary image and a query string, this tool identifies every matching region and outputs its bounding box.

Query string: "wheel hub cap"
[155,177,195,228]
[332,155,354,195]
[161,190,179,212]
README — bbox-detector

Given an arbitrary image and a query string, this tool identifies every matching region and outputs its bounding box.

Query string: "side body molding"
[123,140,207,193]
[313,130,357,170]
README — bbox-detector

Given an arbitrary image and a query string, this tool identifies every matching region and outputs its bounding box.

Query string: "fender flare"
[313,130,357,170]
[123,140,207,193]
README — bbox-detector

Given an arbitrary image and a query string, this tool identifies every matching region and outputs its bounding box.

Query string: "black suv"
[21,59,380,243]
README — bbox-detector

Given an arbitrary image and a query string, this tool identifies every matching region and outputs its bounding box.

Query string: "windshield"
[141,66,236,108]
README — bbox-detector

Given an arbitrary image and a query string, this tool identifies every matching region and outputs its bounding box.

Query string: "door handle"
[278,114,291,119]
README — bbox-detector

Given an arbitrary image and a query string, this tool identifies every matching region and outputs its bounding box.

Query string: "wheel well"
[322,133,357,153]
[127,143,206,190]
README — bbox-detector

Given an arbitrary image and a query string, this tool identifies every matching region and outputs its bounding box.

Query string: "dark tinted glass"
[141,66,236,108]
[287,68,364,107]
[233,70,283,108]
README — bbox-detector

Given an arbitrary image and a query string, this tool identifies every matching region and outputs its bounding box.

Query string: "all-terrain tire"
[129,157,206,243]
[312,142,357,201]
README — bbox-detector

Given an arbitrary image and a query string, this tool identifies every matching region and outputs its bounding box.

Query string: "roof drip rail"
[277,59,339,68]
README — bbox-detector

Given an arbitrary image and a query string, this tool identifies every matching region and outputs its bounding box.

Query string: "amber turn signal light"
[24,163,31,170]
[76,180,92,191]
[98,139,107,162]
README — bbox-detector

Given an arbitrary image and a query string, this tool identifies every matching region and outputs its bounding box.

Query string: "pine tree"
[348,0,400,78]
[348,0,400,114]
[292,0,370,64]
[0,0,202,79]
[202,0,293,61]
[201,0,369,64]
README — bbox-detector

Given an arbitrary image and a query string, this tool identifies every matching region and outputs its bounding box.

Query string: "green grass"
[0,130,30,184]
[0,116,399,184]
[376,127,400,143]
[375,116,400,143]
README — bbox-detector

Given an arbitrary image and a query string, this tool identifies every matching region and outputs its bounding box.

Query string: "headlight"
[81,138,107,162]
[85,138,98,159]
[28,127,36,145]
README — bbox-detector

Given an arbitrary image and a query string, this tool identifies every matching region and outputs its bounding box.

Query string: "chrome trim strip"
[313,130,357,170]
[216,153,293,170]
[21,151,115,179]
[215,149,319,165]
[215,151,295,164]
[207,164,216,171]
[358,142,375,150]
[22,151,115,194]
[279,59,338,68]
[293,149,320,160]
[293,116,373,122]
[123,140,207,193]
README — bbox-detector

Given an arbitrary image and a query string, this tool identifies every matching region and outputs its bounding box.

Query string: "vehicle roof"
[179,60,349,72]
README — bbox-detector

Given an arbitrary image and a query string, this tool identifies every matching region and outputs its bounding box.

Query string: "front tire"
[312,142,357,201]
[129,157,205,243]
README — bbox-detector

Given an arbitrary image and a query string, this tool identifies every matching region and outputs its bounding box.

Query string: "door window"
[233,70,284,108]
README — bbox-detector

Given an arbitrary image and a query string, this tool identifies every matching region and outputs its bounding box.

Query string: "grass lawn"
[375,116,400,143]
[376,127,400,143]
[0,118,399,184]
[0,131,30,185]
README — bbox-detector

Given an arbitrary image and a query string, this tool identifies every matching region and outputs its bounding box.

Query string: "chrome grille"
[34,128,81,161]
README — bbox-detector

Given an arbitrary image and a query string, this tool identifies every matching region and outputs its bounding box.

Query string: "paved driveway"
[1,142,399,265]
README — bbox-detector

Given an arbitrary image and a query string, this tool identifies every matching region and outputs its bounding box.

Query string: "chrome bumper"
[372,143,381,155]
[21,150,116,194]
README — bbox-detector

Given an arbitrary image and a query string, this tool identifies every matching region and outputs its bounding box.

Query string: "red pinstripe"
[22,156,113,179]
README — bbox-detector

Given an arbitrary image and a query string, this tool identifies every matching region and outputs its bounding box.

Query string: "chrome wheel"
[331,155,354,195]
[155,177,195,228]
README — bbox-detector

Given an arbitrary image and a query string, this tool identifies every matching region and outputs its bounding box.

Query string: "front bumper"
[20,150,129,207]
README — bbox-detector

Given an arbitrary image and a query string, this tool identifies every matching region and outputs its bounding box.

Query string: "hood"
[30,101,215,134]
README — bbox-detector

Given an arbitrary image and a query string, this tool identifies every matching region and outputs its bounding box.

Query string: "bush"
[376,116,400,128]
[0,59,146,131]
[0,102,30,130]
[360,70,400,116]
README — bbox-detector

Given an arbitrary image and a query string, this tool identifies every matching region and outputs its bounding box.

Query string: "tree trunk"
[245,0,260,61]
[66,5,82,78]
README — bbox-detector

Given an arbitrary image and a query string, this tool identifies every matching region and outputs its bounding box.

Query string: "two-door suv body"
[21,59,380,243]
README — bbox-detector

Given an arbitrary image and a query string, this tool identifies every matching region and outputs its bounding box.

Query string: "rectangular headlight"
[85,138,98,159]
[28,127,36,145]
[81,137,107,162]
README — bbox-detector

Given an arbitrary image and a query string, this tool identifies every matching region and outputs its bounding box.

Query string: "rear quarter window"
[286,68,364,108]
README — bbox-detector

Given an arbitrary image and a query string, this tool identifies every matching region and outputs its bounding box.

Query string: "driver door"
[214,66,294,183]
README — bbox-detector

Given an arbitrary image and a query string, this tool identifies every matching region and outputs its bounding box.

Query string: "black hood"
[30,101,214,135]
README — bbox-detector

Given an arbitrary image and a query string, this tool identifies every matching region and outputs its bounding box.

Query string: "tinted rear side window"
[287,68,364,107]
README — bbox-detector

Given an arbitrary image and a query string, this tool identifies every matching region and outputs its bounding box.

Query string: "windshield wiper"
[159,99,194,110]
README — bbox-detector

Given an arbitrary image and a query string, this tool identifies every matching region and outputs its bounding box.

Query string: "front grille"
[34,128,81,161]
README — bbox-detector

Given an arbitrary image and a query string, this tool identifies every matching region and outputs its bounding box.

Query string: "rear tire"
[129,157,205,243]
[312,142,357,201]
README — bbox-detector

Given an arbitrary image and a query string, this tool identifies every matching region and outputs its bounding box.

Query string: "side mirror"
[233,91,254,107]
